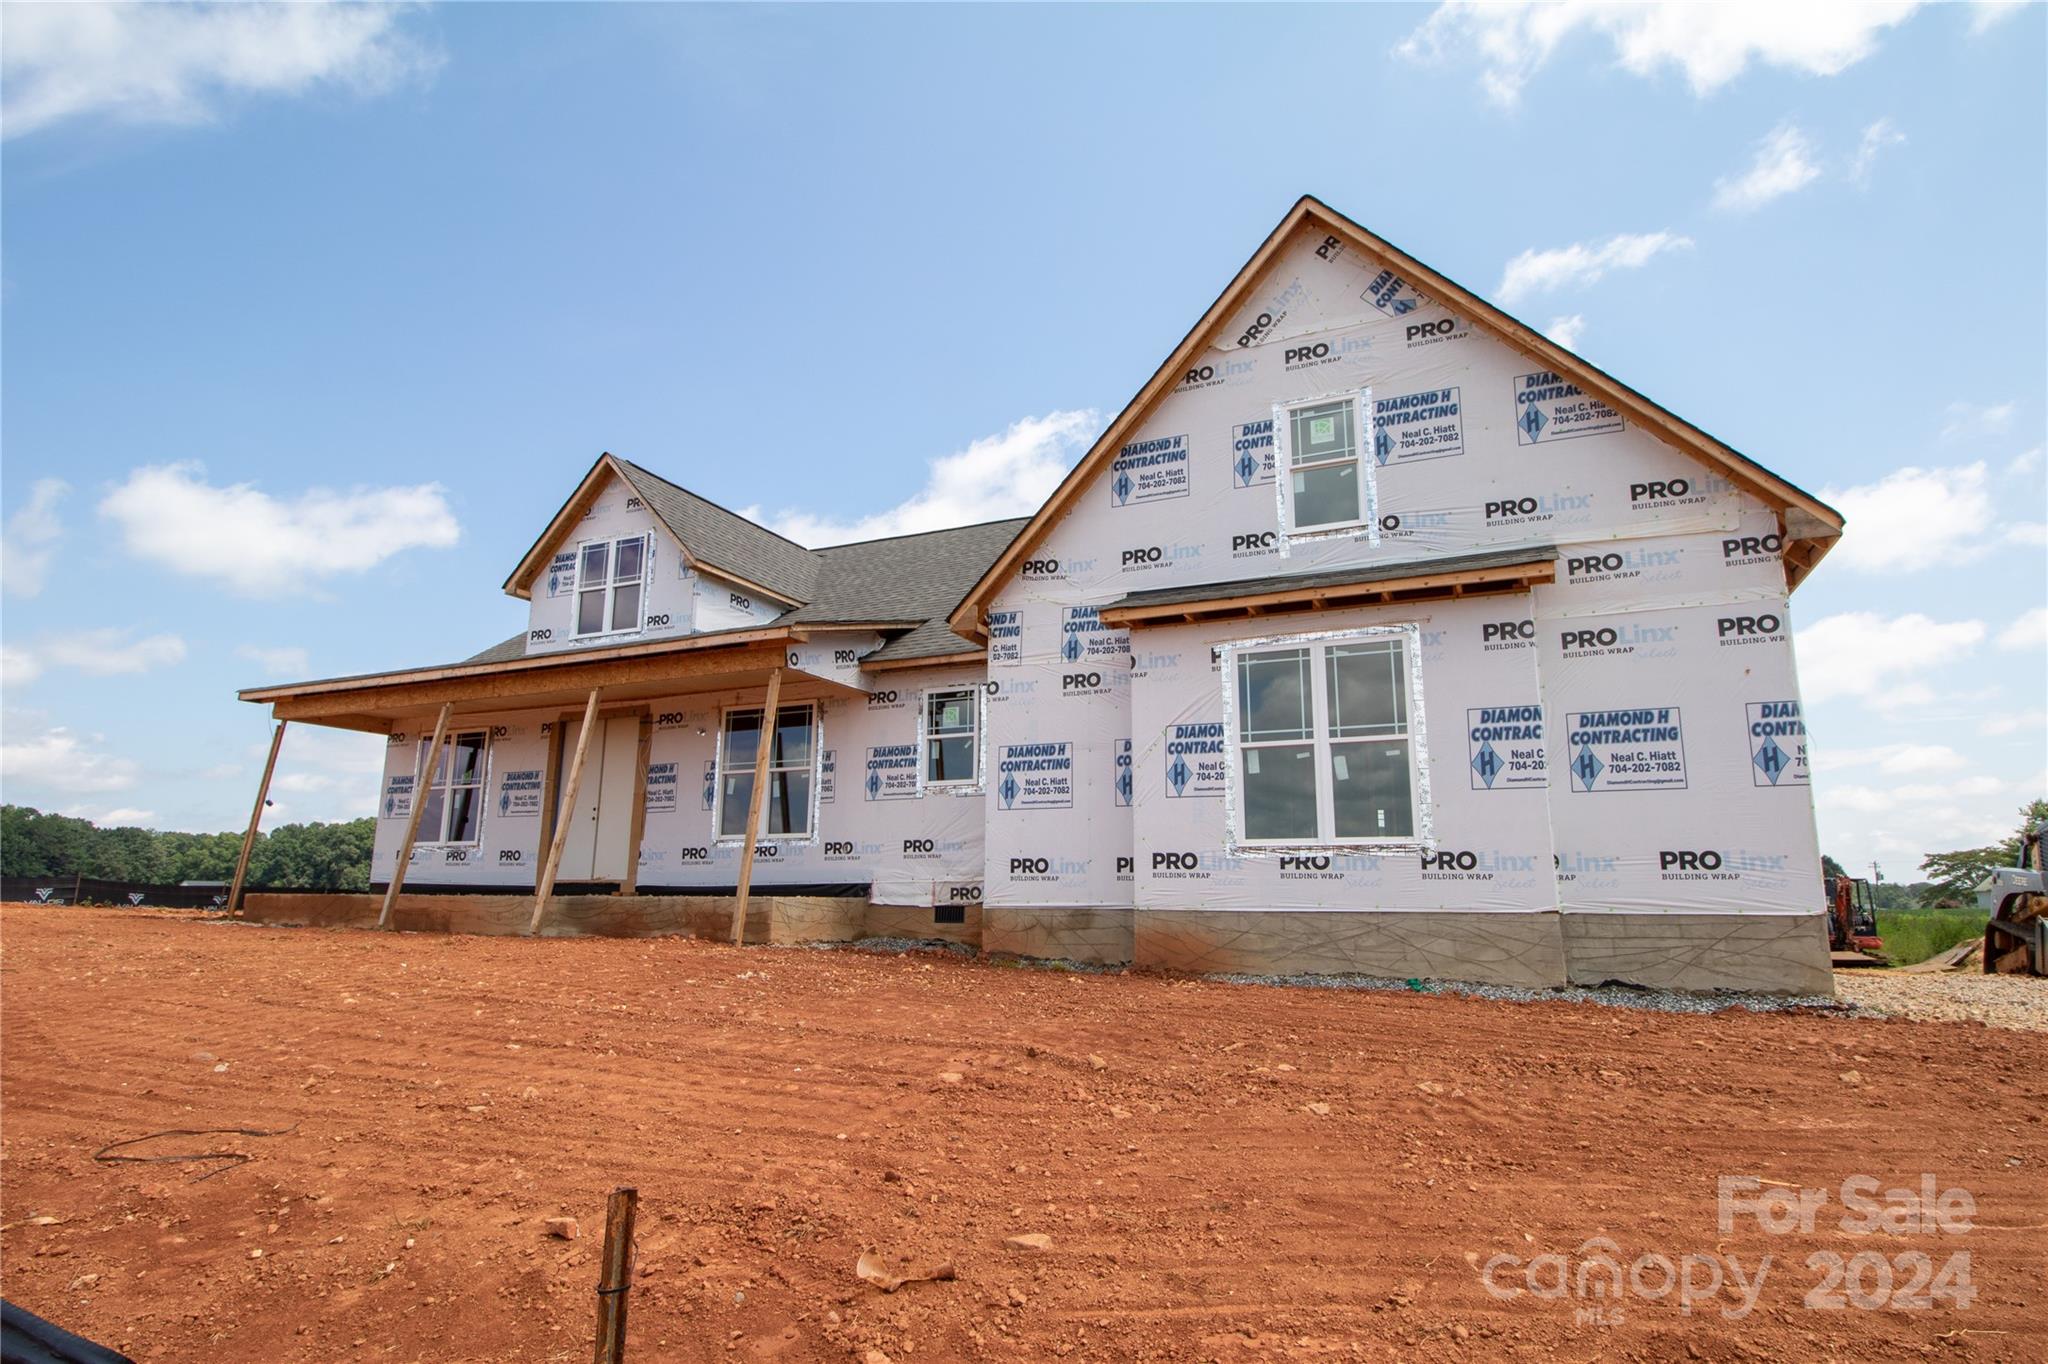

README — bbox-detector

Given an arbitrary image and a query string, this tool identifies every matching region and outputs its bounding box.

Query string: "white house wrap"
[242,195,1846,993]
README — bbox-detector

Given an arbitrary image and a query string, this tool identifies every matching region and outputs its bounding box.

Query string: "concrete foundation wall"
[1135,909,1569,988]
[1561,912,1834,996]
[982,907,1134,965]
[242,894,1833,995]
[860,902,984,947]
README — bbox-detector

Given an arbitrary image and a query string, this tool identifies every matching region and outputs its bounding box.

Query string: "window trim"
[413,728,491,847]
[711,699,821,844]
[917,685,984,793]
[1272,388,1379,544]
[571,532,651,639]
[1219,624,1431,852]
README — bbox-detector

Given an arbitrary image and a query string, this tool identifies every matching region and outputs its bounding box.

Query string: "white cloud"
[35,629,187,676]
[1495,232,1693,307]
[0,645,42,689]
[1794,611,1986,703]
[236,644,311,678]
[1713,123,1823,212]
[1814,743,1969,777]
[1397,2,1921,105]
[1969,1,2027,35]
[1996,607,2048,653]
[263,725,386,822]
[2006,447,2042,478]
[743,409,1101,547]
[1544,315,1587,350]
[1981,708,2047,737]
[2005,521,2048,547]
[0,721,141,793]
[1,2,440,140]
[1940,399,2016,442]
[1,478,69,598]
[63,805,158,827]
[1849,117,1906,185]
[99,462,460,597]
[1816,461,2036,573]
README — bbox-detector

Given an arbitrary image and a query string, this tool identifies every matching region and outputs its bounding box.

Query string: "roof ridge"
[812,515,1032,551]
[611,455,820,557]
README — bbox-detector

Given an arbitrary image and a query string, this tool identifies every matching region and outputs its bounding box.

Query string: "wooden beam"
[617,711,655,896]
[530,689,603,935]
[729,667,784,946]
[1100,558,1556,629]
[538,715,566,869]
[377,702,452,930]
[226,721,287,916]
[257,641,792,720]
[859,648,986,673]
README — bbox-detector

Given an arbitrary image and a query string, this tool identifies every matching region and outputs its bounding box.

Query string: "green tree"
[3,805,376,892]
[1918,799,2048,906]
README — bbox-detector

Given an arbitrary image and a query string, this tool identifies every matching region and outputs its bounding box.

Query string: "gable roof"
[503,453,819,605]
[948,195,1846,640]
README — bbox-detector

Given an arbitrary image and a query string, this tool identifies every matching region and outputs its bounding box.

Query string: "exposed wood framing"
[729,666,784,945]
[377,702,452,930]
[253,640,793,721]
[618,711,655,896]
[537,716,566,867]
[226,721,287,916]
[1099,559,1554,630]
[529,689,603,935]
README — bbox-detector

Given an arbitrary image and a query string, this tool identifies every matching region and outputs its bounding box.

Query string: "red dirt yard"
[2,904,2043,1363]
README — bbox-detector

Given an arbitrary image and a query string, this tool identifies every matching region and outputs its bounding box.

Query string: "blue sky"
[2,1,2043,883]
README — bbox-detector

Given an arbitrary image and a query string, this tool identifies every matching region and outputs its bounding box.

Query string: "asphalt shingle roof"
[613,457,821,604]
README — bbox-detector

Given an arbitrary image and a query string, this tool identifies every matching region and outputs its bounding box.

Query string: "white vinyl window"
[716,702,817,839]
[415,730,489,845]
[574,534,649,637]
[921,688,979,788]
[1231,635,1417,844]
[1274,391,1374,538]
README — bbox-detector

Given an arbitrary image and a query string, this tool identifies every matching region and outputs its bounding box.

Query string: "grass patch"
[1875,910,1983,966]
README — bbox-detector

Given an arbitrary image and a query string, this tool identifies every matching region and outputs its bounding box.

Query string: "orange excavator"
[1824,873,1883,961]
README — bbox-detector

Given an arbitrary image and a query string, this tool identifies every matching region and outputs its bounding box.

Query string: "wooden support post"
[226,721,288,916]
[377,702,453,931]
[729,667,783,945]
[593,1186,639,1364]
[617,713,655,896]
[530,688,603,935]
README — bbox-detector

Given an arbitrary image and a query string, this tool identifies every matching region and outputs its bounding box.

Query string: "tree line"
[1,805,374,892]
[1827,799,2048,910]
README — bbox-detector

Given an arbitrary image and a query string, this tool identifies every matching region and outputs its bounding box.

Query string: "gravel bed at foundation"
[1210,970,1850,1017]
[1832,970,2048,1032]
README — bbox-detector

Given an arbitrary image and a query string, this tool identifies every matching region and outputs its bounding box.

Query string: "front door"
[555,714,641,881]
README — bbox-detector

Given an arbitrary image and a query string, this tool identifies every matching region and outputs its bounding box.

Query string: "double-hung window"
[1232,634,1417,844]
[717,702,817,838]
[922,688,979,788]
[1275,393,1371,536]
[415,731,489,845]
[575,534,648,637]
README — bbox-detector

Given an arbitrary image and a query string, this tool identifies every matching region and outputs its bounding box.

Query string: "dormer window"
[575,534,648,637]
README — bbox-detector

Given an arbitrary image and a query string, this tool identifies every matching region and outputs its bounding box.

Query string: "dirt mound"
[3,905,2042,1361]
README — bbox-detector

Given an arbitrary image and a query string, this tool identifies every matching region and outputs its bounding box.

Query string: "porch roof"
[236,624,865,734]
[1097,546,1558,629]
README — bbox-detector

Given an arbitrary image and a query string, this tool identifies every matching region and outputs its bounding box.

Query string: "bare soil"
[2,904,2043,1363]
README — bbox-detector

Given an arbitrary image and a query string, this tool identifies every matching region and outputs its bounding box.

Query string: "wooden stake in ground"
[530,688,603,935]
[729,667,783,945]
[593,1185,638,1364]
[377,702,453,931]
[226,721,287,916]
